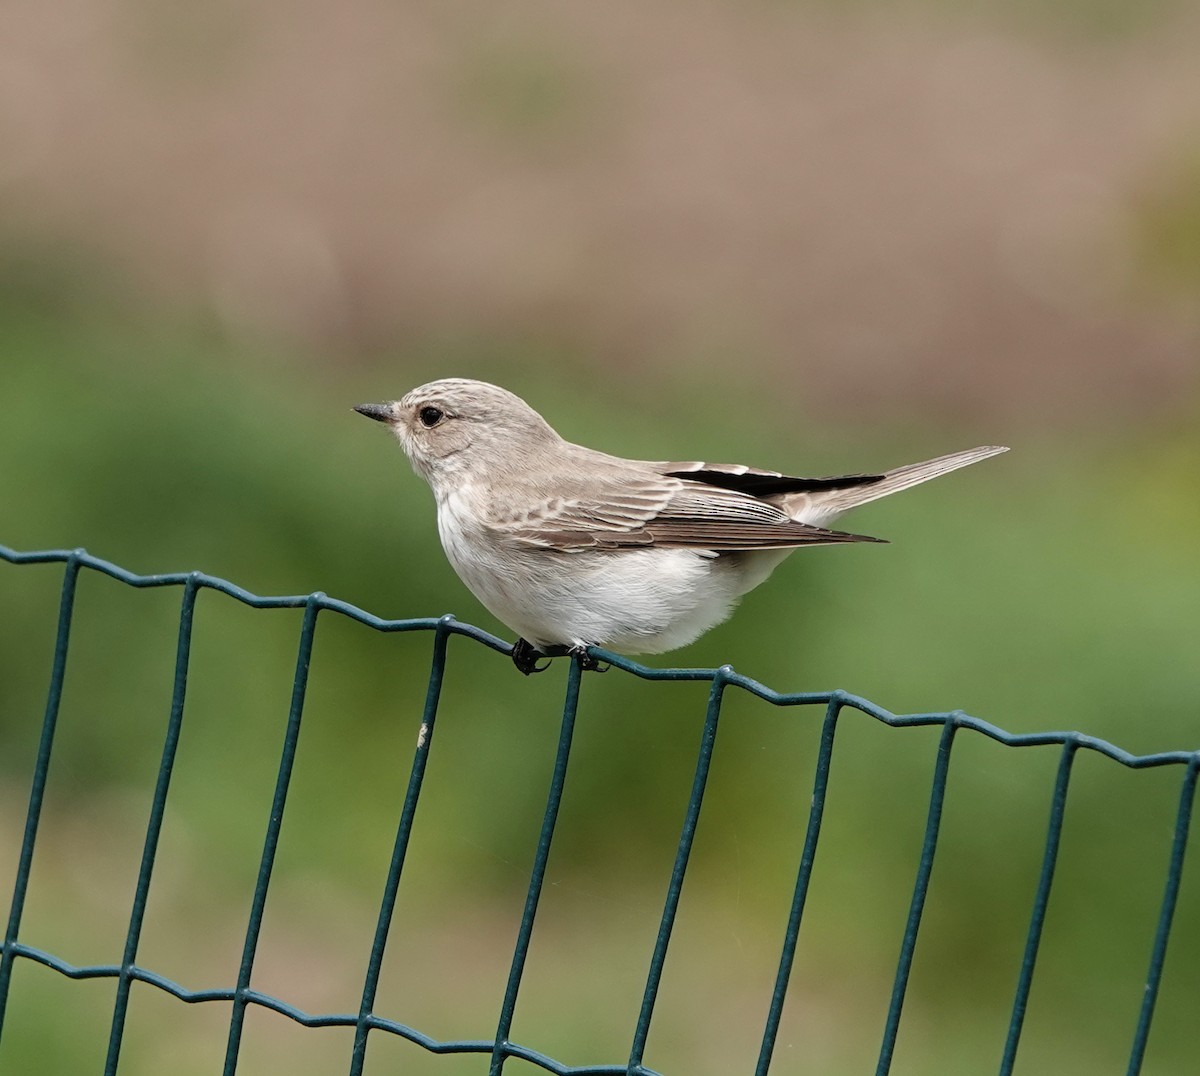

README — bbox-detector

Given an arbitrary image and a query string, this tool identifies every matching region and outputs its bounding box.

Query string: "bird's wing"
[497,467,884,552]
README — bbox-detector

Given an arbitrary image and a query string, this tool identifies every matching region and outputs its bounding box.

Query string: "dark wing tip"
[663,466,885,498]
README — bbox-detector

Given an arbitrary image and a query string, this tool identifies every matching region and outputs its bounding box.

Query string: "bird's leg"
[567,644,609,673]
[511,637,554,675]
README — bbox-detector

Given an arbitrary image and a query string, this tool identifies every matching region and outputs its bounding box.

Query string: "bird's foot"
[567,644,608,673]
[511,639,609,674]
[511,638,553,675]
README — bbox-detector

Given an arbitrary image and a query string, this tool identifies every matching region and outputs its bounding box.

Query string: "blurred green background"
[1,1,1198,1074]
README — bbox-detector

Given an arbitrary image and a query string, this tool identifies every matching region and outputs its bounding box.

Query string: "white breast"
[434,488,750,654]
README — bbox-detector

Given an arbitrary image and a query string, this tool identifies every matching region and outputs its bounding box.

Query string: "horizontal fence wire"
[0,543,1197,1076]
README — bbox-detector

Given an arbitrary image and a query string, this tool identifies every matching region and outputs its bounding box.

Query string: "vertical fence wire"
[875,716,960,1076]
[754,695,844,1076]
[222,597,322,1076]
[0,555,81,1033]
[489,655,585,1075]
[1125,756,1199,1076]
[999,737,1078,1075]
[349,617,453,1076]
[626,670,728,1076]
[104,575,201,1076]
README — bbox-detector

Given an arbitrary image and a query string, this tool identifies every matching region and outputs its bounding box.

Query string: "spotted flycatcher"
[355,379,1006,673]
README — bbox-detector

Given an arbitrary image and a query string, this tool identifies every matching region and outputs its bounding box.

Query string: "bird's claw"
[512,638,553,675]
[567,645,608,673]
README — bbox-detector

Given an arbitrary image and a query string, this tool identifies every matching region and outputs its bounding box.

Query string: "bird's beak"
[354,402,394,423]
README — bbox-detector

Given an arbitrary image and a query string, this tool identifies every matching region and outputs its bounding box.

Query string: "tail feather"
[791,445,1008,522]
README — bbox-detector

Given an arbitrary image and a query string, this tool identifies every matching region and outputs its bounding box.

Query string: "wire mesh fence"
[0,543,1197,1075]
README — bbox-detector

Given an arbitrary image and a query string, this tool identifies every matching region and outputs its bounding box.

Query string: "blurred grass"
[798,0,1188,41]
[1,275,1198,1075]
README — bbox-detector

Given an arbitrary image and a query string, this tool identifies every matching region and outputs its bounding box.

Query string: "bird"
[355,379,1007,674]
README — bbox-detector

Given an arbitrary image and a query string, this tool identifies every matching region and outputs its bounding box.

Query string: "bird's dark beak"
[354,402,394,423]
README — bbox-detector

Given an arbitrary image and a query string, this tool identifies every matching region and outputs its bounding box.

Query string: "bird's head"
[354,378,560,488]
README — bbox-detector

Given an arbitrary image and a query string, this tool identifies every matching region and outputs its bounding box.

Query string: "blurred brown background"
[3,0,1198,416]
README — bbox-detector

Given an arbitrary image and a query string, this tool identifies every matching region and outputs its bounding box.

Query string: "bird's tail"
[794,445,1009,522]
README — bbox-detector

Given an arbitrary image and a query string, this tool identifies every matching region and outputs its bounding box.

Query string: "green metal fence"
[0,544,1196,1075]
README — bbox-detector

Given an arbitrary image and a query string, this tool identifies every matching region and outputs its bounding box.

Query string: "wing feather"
[499,468,884,552]
[661,461,885,497]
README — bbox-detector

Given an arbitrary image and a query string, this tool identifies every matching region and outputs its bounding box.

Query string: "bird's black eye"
[418,406,445,428]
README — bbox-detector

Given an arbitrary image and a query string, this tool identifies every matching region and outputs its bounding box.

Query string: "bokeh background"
[2,1,1199,1074]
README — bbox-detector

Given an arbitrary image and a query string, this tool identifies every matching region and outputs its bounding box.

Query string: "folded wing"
[500,469,884,552]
